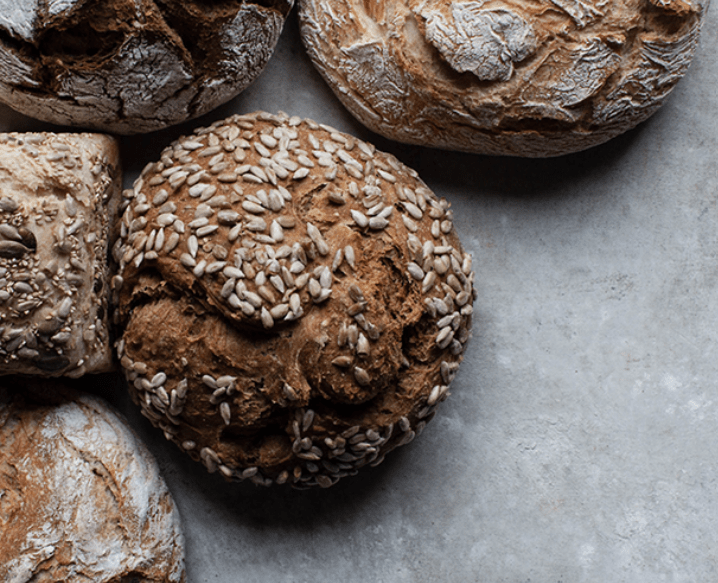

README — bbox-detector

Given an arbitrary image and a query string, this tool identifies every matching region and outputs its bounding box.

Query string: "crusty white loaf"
[0,384,185,583]
[0,0,294,134]
[0,132,120,377]
[299,0,709,157]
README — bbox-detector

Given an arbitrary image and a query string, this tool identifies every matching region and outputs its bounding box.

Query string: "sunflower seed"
[220,402,231,425]
[351,210,368,228]
[197,225,219,238]
[348,284,364,302]
[422,271,437,294]
[283,383,299,401]
[436,326,454,349]
[353,367,370,386]
[260,307,274,328]
[332,356,352,368]
[302,409,315,432]
[407,262,424,281]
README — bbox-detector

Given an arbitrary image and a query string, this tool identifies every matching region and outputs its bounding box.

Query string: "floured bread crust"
[0,384,186,583]
[113,111,476,488]
[0,0,294,134]
[299,0,709,157]
[0,133,120,377]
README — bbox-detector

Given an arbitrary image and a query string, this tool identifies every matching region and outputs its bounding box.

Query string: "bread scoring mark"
[47,0,81,17]
[197,4,285,107]
[340,41,410,123]
[592,27,702,125]
[549,0,607,28]
[114,111,476,488]
[517,38,621,122]
[0,0,39,42]
[421,1,537,81]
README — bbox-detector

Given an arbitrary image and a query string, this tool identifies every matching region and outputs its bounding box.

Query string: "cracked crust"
[0,0,294,134]
[0,382,186,583]
[299,0,709,157]
[113,111,476,488]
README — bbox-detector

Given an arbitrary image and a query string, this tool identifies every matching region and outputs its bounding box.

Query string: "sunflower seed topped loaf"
[0,0,294,134]
[299,0,709,157]
[113,111,475,488]
[0,132,120,377]
[0,383,186,583]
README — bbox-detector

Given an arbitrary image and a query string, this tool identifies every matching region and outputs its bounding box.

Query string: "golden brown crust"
[299,0,708,157]
[0,382,186,582]
[113,111,475,488]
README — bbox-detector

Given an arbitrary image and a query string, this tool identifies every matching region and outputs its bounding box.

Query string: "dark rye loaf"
[112,111,476,488]
[0,0,294,133]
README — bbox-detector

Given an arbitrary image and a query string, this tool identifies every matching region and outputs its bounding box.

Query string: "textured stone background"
[2,6,717,583]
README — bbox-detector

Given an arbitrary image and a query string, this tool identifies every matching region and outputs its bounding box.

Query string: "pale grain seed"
[332,356,352,368]
[242,291,263,308]
[180,253,196,268]
[220,402,231,425]
[354,367,370,386]
[436,326,454,349]
[351,210,368,228]
[197,225,219,237]
[283,383,299,401]
[164,232,180,253]
[193,259,207,277]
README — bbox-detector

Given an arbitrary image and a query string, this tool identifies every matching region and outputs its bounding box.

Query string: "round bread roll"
[0,0,294,134]
[113,111,475,488]
[299,0,709,157]
[0,384,186,582]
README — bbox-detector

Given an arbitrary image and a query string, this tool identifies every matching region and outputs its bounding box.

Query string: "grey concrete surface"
[2,7,718,583]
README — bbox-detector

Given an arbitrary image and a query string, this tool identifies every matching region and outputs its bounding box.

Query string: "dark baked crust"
[113,111,475,488]
[0,0,294,133]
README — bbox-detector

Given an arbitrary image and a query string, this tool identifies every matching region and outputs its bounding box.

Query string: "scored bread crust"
[299,0,709,157]
[113,111,475,488]
[0,384,186,583]
[0,132,120,377]
[0,0,294,134]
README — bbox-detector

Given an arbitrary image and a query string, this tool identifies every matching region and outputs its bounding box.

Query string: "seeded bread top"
[0,132,120,377]
[113,111,475,488]
[299,0,708,157]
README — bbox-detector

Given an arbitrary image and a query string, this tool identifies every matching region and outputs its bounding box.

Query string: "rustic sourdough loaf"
[0,0,294,134]
[299,0,709,157]
[0,383,186,583]
[113,111,475,488]
[0,132,120,377]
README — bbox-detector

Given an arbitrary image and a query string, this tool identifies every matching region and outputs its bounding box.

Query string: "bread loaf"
[299,0,709,157]
[0,132,120,377]
[0,0,294,134]
[113,111,475,488]
[0,383,186,583]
